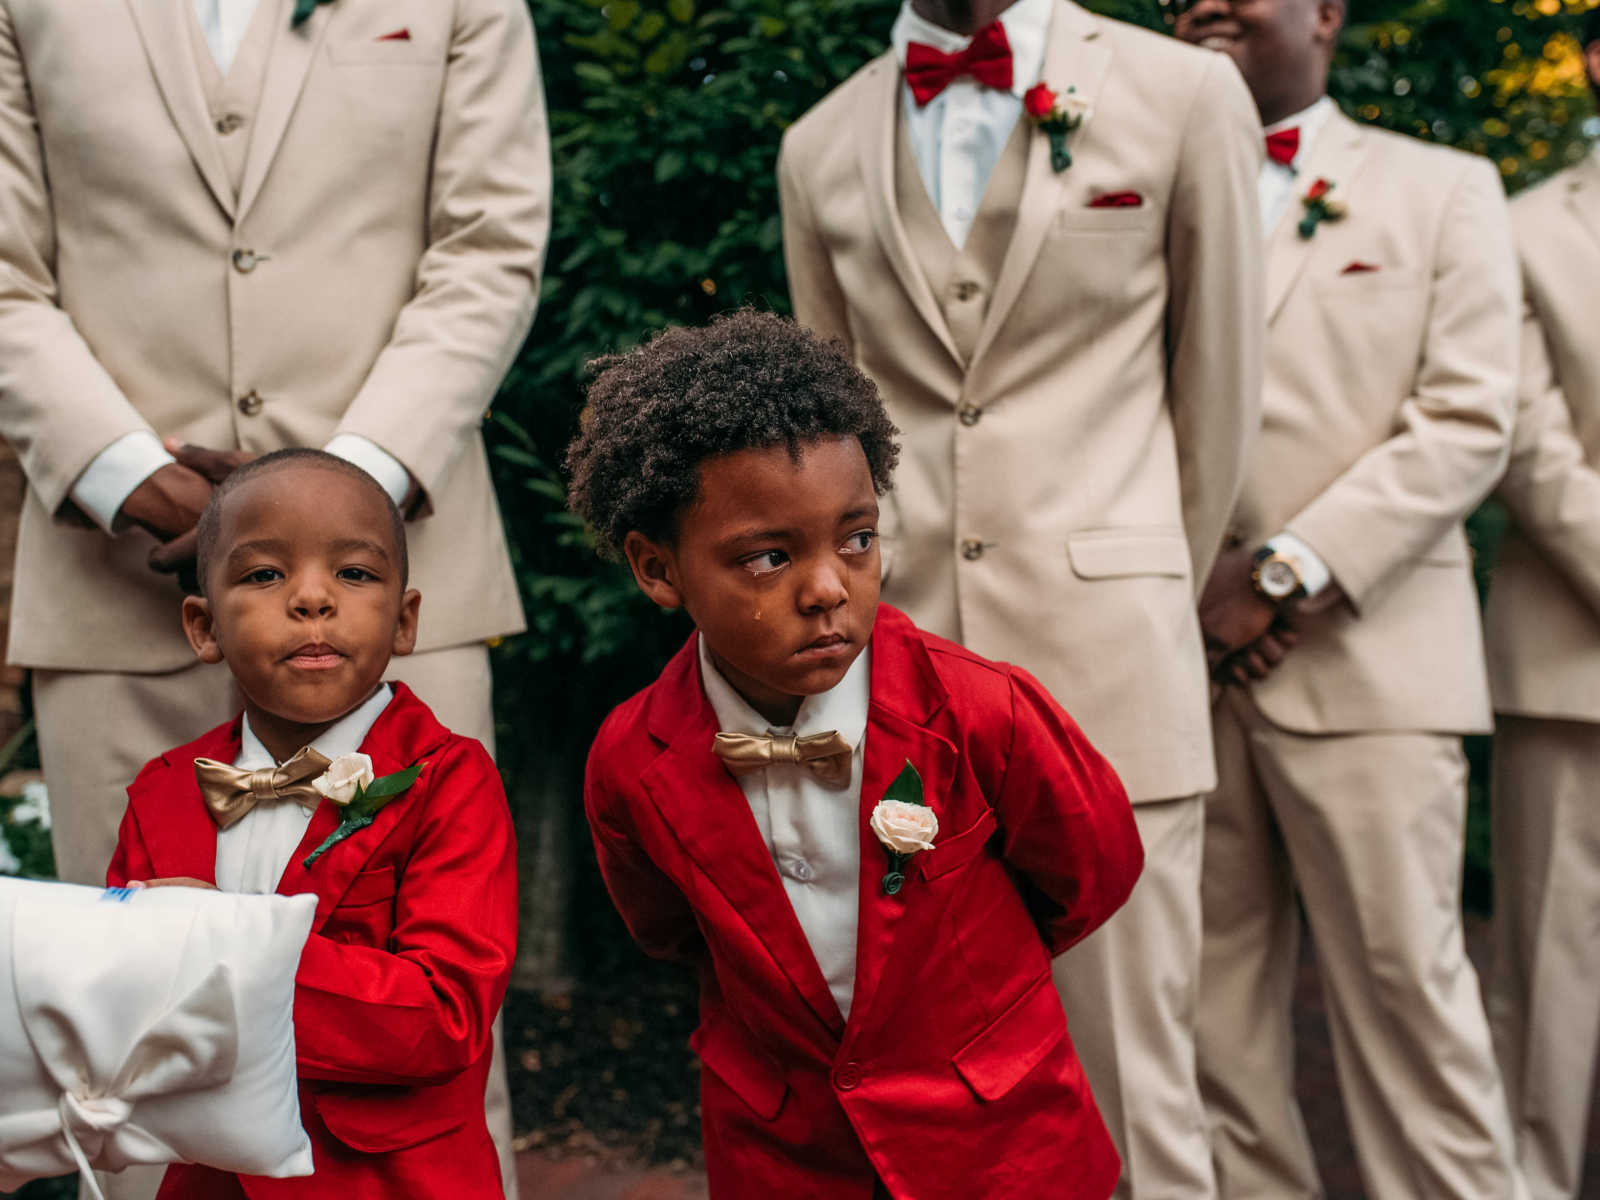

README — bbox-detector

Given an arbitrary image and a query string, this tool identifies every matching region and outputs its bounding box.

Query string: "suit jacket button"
[237,390,263,416]
[834,1062,862,1091]
[231,248,259,273]
[961,538,984,561]
[215,114,244,135]
[958,404,981,426]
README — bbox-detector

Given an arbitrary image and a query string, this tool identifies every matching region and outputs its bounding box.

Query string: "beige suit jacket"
[1236,110,1517,735]
[780,4,1263,803]
[0,0,548,671]
[1483,156,1600,722]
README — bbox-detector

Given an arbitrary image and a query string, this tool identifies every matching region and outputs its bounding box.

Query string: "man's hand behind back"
[120,462,213,589]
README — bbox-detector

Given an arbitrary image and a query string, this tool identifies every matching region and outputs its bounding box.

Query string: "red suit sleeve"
[291,738,517,1087]
[105,798,154,887]
[991,667,1144,957]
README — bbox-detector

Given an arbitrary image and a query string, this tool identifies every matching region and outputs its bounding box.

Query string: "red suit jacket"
[107,683,517,1200]
[585,605,1144,1200]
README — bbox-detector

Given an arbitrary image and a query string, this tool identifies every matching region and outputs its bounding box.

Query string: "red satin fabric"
[904,21,1014,107]
[1265,126,1300,167]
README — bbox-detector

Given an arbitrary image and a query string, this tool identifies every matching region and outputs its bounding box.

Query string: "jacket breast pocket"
[691,1019,788,1121]
[325,38,444,66]
[952,972,1068,1102]
[1067,527,1191,580]
[918,809,997,881]
[323,867,398,946]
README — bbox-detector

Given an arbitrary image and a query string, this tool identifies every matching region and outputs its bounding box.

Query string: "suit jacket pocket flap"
[690,1022,788,1120]
[1067,528,1189,579]
[952,973,1066,1102]
[315,1081,467,1152]
[339,866,397,908]
[918,809,997,880]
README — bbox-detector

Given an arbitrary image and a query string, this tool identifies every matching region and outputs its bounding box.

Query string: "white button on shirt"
[215,683,393,895]
[889,0,1052,248]
[1259,95,1336,598]
[699,637,870,1021]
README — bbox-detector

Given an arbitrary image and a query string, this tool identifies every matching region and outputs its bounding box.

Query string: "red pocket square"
[377,28,411,41]
[1089,191,1143,209]
[1341,261,1380,275]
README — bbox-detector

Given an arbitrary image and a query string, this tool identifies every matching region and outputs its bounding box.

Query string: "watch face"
[1260,558,1299,598]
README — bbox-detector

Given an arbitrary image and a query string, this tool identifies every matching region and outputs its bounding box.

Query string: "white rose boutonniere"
[870,762,938,895]
[311,753,374,807]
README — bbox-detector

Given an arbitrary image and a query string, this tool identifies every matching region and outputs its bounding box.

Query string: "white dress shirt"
[1260,95,1336,598]
[699,637,870,1020]
[66,0,413,534]
[215,683,393,894]
[889,0,1052,248]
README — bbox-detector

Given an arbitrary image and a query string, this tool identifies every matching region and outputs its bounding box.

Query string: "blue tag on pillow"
[100,887,137,903]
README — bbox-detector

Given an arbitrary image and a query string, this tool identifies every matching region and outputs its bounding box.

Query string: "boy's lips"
[795,632,850,659]
[284,642,345,670]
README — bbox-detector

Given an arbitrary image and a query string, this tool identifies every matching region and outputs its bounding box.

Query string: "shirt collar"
[237,683,394,770]
[890,0,1053,99]
[698,636,871,749]
[1264,95,1335,169]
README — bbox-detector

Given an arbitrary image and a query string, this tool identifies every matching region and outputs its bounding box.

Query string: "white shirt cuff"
[69,432,175,534]
[323,435,413,509]
[1266,531,1333,598]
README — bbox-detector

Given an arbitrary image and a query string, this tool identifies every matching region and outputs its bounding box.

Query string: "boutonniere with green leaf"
[870,761,939,895]
[291,0,333,29]
[1023,83,1090,172]
[1298,178,1346,239]
[302,752,424,868]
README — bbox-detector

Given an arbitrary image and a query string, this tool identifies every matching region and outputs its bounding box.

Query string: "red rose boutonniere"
[1298,178,1347,239]
[1023,83,1089,172]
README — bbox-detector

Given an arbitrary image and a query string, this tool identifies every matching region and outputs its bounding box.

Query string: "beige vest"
[183,0,279,197]
[893,105,1028,364]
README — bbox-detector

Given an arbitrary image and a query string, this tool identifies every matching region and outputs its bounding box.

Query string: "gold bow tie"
[711,730,854,788]
[193,745,332,830]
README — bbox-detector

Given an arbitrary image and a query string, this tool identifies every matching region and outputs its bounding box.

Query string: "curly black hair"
[565,309,900,559]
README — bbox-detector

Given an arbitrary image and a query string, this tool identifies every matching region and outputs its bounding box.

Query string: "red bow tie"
[1265,127,1300,168]
[905,20,1014,107]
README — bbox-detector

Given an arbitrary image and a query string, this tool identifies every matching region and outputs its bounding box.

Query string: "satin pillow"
[0,879,315,1193]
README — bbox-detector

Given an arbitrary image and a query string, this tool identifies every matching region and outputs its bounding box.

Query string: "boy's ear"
[181,596,224,664]
[391,588,422,657]
[623,531,685,611]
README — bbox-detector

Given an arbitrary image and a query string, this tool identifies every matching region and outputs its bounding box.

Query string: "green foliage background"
[494,0,1600,977]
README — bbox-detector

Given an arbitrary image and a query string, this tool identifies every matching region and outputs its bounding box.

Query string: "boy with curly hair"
[567,310,1143,1200]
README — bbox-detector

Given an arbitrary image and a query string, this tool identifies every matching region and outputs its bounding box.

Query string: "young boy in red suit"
[106,449,517,1199]
[567,311,1144,1200]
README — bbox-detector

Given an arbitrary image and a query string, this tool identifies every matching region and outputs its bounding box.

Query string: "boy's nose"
[796,562,848,613]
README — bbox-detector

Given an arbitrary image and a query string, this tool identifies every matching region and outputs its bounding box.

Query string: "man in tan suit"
[0,1,548,1195]
[1175,1,1524,1196]
[1482,15,1600,1198]
[779,3,1262,1193]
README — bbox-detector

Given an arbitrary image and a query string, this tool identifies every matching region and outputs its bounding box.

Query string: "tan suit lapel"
[237,0,332,220]
[969,0,1110,371]
[1561,156,1600,260]
[857,56,965,369]
[123,0,236,219]
[1265,109,1367,326]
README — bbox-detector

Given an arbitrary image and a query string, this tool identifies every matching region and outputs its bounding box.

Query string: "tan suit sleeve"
[779,138,854,352]
[1165,54,1263,589]
[1492,291,1600,622]
[0,0,157,516]
[333,0,550,515]
[1285,157,1517,610]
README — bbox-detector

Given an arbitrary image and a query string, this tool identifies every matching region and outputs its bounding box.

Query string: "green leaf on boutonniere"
[302,763,424,869]
[882,760,925,807]
[291,0,333,29]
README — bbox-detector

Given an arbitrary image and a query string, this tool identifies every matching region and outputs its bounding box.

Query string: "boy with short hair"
[107,448,517,1199]
[568,310,1144,1200]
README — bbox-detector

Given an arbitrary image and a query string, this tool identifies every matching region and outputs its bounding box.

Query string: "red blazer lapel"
[276,683,451,933]
[845,607,958,1043]
[134,719,240,885]
[643,637,847,1042]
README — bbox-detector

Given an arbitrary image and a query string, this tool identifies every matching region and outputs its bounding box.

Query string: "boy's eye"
[241,567,283,585]
[840,529,877,555]
[337,566,379,583]
[741,550,789,577]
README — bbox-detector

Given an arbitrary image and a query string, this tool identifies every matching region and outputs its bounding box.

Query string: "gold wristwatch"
[1251,545,1306,603]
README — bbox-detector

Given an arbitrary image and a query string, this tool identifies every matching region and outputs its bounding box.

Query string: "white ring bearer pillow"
[0,878,316,1195]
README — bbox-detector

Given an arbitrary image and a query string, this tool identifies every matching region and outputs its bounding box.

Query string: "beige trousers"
[35,645,518,1200]
[1052,794,1217,1200]
[1199,689,1522,1200]
[1489,716,1600,1200]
